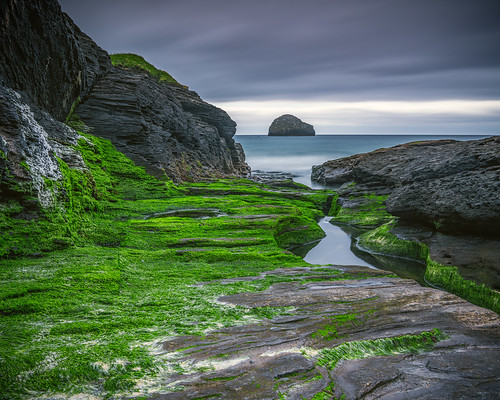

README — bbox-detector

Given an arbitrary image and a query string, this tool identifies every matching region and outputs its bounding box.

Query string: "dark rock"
[268,114,315,136]
[0,0,110,211]
[312,136,500,235]
[0,0,111,121]
[76,67,249,182]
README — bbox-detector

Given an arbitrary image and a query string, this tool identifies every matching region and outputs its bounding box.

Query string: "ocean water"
[235,134,490,188]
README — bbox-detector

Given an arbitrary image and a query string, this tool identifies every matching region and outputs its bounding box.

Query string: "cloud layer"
[60,0,500,134]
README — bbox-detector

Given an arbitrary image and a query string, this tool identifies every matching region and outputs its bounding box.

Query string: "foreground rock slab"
[147,266,500,399]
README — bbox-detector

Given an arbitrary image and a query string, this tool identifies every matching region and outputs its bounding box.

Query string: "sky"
[59,0,500,135]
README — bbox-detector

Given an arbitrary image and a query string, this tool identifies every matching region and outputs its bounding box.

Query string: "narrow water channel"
[296,216,427,285]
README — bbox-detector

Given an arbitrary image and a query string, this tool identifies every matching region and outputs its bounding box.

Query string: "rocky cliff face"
[0,0,249,212]
[0,0,110,210]
[76,67,249,182]
[312,137,500,235]
[268,114,315,136]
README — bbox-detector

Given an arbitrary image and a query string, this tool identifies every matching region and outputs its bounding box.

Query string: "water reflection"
[294,217,427,285]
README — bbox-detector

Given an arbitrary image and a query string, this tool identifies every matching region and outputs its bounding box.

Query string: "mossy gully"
[0,130,495,399]
[0,130,333,398]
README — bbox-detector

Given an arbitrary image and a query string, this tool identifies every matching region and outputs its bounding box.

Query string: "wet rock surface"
[391,224,500,290]
[311,136,500,235]
[148,266,500,399]
[268,114,315,136]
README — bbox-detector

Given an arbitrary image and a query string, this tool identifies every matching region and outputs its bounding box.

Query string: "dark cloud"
[59,0,500,133]
[59,0,500,102]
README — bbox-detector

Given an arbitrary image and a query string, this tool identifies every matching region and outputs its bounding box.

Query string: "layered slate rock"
[0,0,111,121]
[152,266,500,399]
[268,114,315,136]
[312,136,500,235]
[76,67,249,182]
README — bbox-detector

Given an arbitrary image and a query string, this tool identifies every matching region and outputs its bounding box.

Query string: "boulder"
[312,136,500,235]
[268,114,315,136]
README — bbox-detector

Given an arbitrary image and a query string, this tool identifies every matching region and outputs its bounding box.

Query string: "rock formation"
[268,114,315,136]
[76,67,249,182]
[312,136,500,235]
[0,0,249,213]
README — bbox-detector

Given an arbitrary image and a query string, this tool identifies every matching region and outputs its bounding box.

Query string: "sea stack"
[268,114,315,136]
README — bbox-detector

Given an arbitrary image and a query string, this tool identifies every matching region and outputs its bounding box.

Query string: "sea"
[235,134,491,188]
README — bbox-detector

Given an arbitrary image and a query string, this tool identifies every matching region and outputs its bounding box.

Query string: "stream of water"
[296,216,427,285]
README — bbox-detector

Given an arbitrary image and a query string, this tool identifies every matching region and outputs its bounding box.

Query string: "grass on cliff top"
[110,53,181,85]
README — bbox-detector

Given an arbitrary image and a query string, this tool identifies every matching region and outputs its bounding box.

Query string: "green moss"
[425,257,499,314]
[19,161,30,172]
[331,194,394,227]
[312,313,361,340]
[317,329,447,371]
[357,222,429,261]
[357,222,499,314]
[65,96,81,124]
[274,215,325,249]
[328,194,341,216]
[0,126,345,398]
[110,53,181,85]
[311,382,341,400]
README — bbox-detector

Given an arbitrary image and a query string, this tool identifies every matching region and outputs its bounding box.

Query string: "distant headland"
[268,114,315,136]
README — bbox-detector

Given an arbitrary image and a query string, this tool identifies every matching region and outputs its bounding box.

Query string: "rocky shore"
[312,136,500,235]
[1,1,499,399]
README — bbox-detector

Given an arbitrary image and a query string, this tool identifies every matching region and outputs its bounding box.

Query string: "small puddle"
[295,217,427,285]
[144,208,227,220]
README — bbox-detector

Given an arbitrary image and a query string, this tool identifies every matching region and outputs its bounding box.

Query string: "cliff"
[0,0,249,214]
[268,114,315,136]
[76,64,249,182]
[312,136,500,235]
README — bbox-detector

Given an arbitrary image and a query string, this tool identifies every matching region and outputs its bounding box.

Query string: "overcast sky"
[59,0,500,134]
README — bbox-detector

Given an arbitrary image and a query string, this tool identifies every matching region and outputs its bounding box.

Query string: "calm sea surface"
[235,134,490,188]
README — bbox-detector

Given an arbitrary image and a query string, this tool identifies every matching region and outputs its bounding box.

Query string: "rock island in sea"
[268,114,315,136]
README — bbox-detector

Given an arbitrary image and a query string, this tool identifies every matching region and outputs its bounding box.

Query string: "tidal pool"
[297,217,427,285]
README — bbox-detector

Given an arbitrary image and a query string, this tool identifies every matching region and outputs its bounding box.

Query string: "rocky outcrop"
[76,67,249,182]
[312,136,500,235]
[0,0,249,212]
[268,114,315,136]
[0,0,111,121]
[0,0,110,210]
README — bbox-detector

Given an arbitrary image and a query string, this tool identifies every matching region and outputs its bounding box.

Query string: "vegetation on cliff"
[110,53,180,85]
